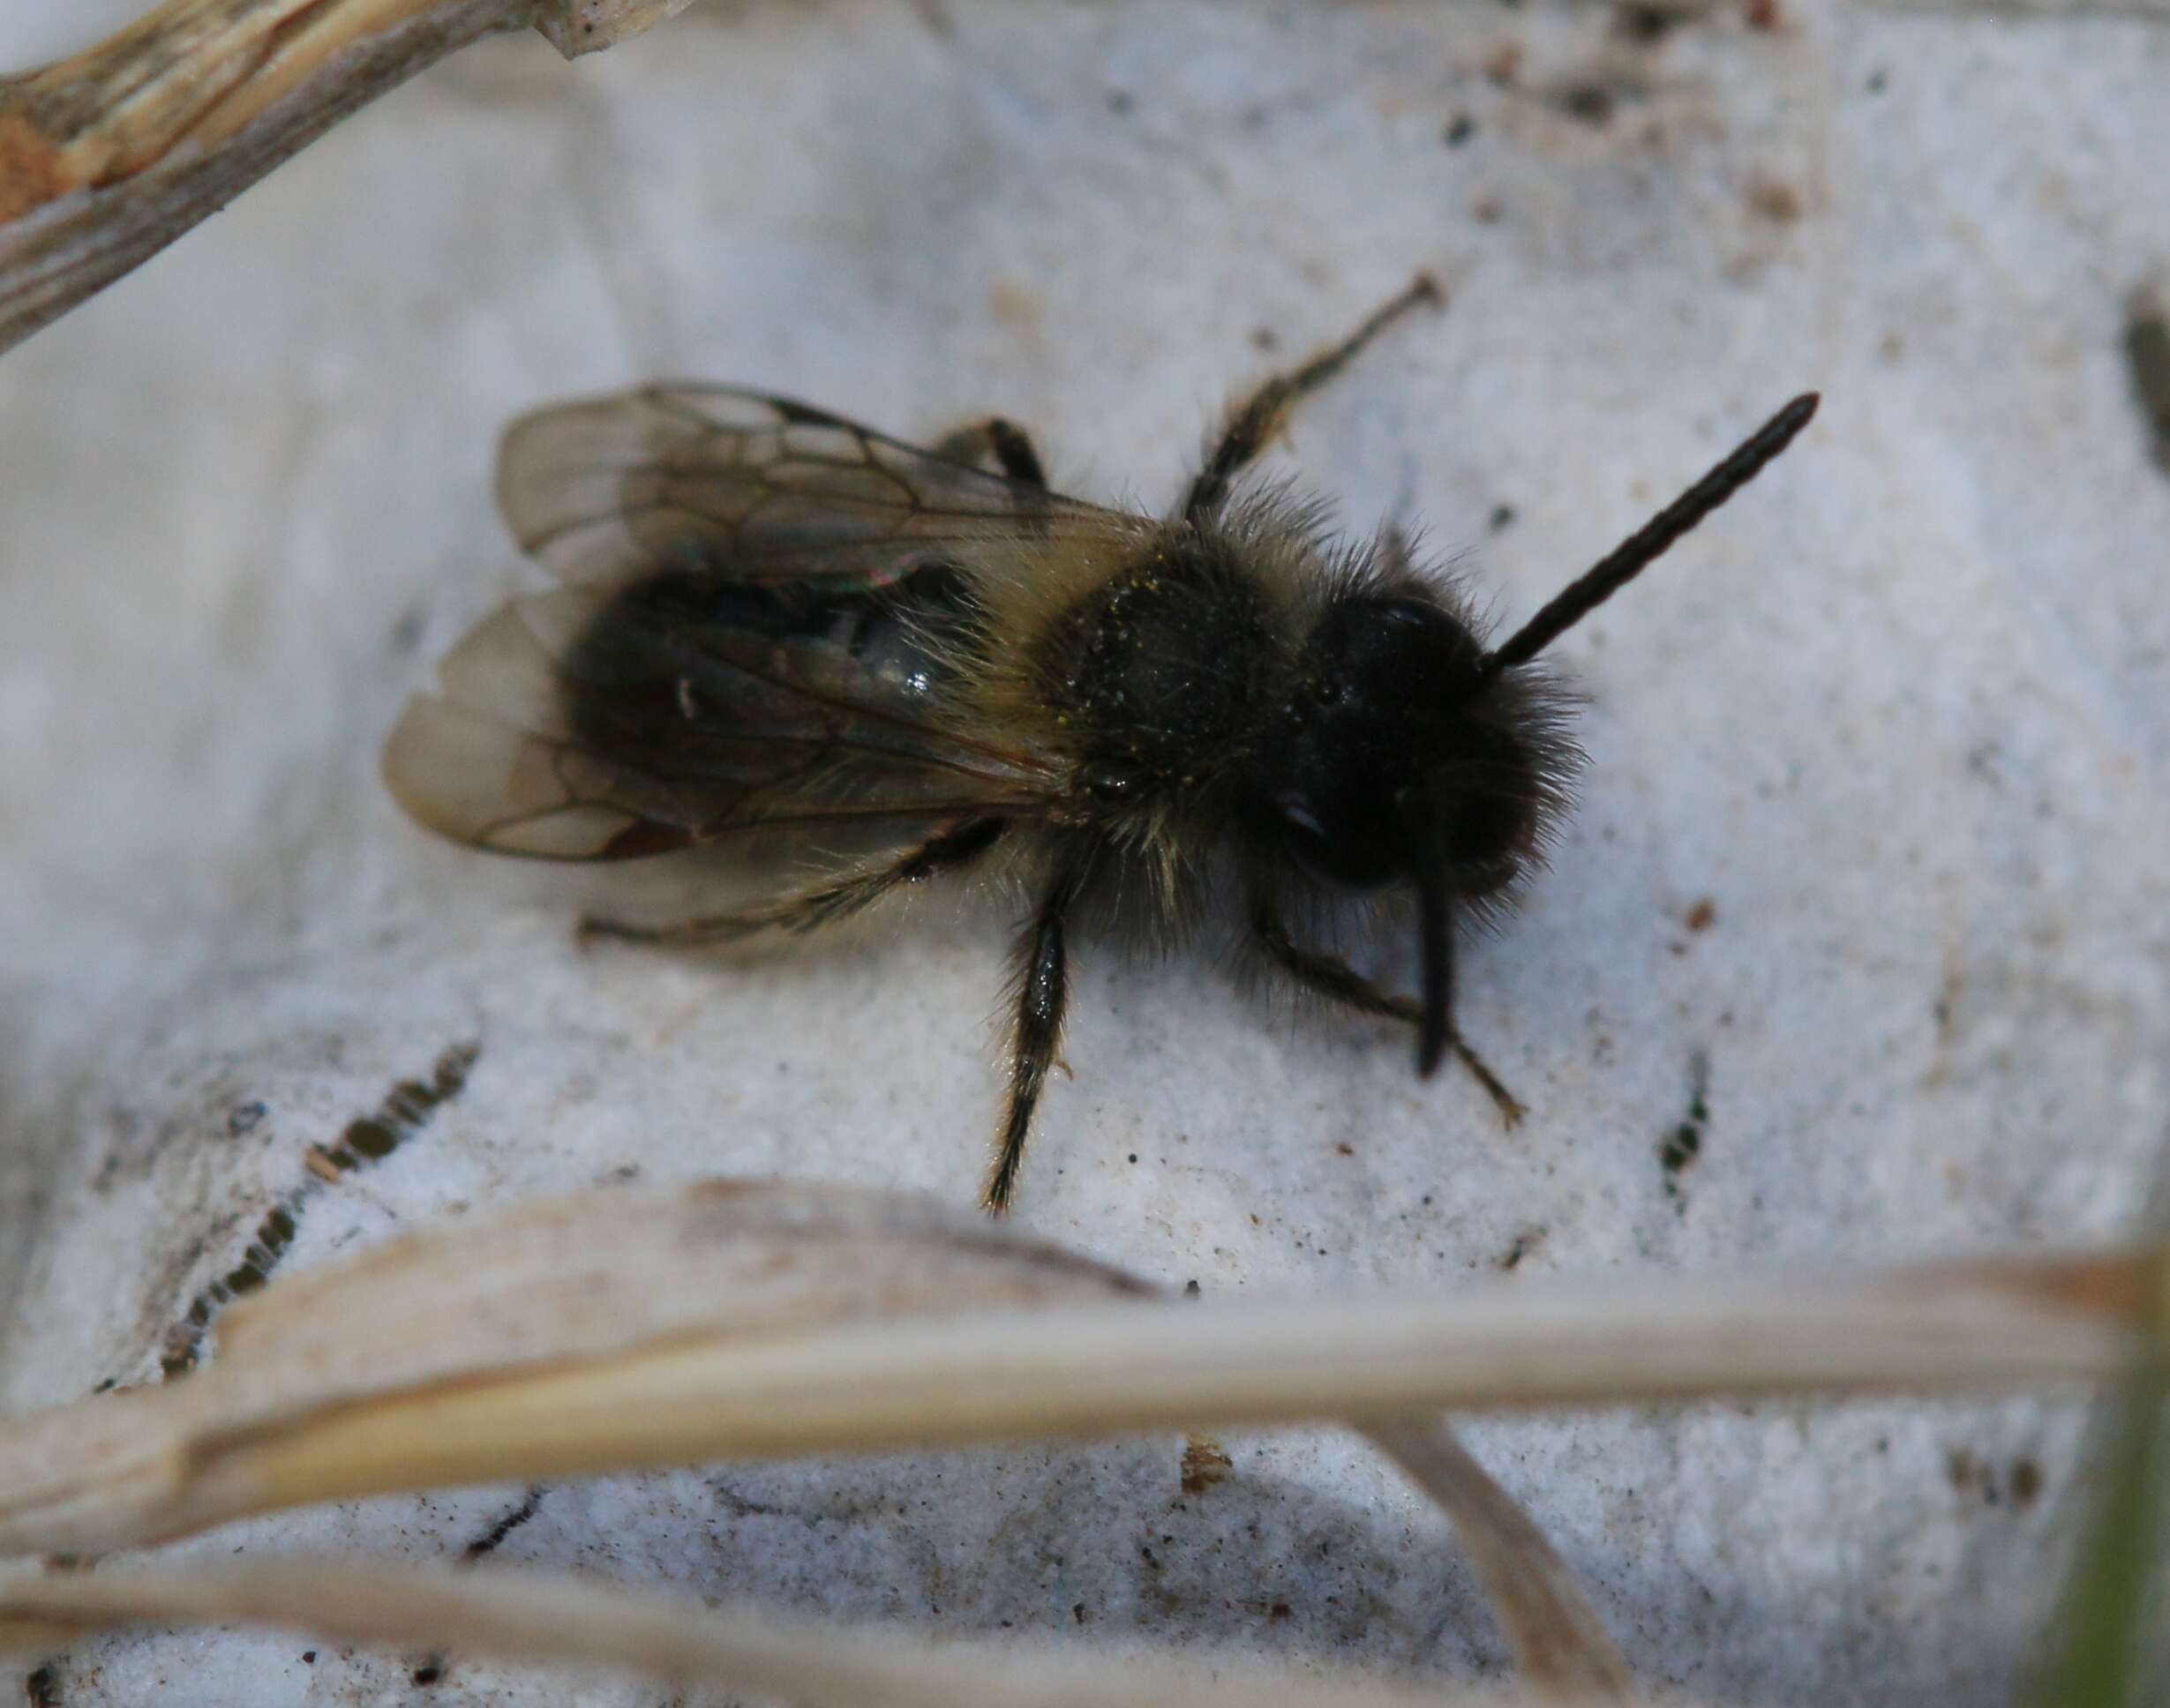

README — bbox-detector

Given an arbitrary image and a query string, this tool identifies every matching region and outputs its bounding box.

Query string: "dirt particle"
[1444,114,1476,147]
[1616,3,1677,42]
[1269,1600,1294,1622]
[1944,1444,2016,1504]
[1556,83,1615,127]
[1490,502,1517,532]
[1746,0,1781,28]
[1746,176,1804,224]
[1181,1434,1234,1494]
[1933,963,1962,1045]
[1483,43,1522,86]
[463,1485,546,1560]
[1659,1050,1711,1201]
[1685,896,1717,933]
[2009,1457,2044,1507]
[161,1041,480,1379]
[985,279,1040,334]
[2124,292,2170,473]
[342,1116,398,1161]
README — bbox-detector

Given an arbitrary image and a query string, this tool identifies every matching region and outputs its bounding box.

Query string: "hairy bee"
[383,277,1817,1212]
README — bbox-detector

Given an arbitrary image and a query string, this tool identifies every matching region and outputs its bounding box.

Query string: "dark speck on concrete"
[1557,83,1614,126]
[1660,1049,1711,1202]
[1616,3,1676,42]
[2125,292,2170,474]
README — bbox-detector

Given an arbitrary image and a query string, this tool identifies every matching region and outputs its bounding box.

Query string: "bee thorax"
[1035,533,1281,807]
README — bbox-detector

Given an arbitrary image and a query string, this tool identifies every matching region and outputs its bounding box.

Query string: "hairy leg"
[931,416,1048,489]
[580,818,1007,948]
[1248,896,1526,1125]
[1183,273,1443,521]
[984,854,1091,1213]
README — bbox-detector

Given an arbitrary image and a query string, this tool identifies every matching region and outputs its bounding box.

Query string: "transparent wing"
[383,581,1063,860]
[494,384,1121,589]
[385,386,1151,861]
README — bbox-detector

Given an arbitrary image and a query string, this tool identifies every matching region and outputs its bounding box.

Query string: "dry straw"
[0,0,698,354]
[0,1178,2160,1697]
[0,1557,1643,1708]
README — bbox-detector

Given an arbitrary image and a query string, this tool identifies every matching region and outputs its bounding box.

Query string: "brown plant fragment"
[1180,1434,1233,1494]
[0,0,700,355]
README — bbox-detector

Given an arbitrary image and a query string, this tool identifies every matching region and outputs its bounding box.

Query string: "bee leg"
[1247,898,1527,1126]
[579,818,1007,948]
[1183,273,1444,521]
[984,855,1092,1214]
[931,417,1047,489]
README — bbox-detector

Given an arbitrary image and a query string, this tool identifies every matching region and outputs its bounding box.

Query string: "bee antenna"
[1479,392,1820,677]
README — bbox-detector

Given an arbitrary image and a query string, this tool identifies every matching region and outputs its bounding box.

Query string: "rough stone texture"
[2,1,2166,1703]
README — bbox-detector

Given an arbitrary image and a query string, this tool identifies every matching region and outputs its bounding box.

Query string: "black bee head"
[1243,391,1820,1081]
[1256,593,1573,892]
[1249,592,1577,1076]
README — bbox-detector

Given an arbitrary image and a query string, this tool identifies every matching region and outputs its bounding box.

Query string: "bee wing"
[494,384,1118,588]
[384,386,1134,861]
[383,581,1066,860]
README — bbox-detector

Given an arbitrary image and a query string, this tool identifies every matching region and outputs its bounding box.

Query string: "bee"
[383,276,1816,1213]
